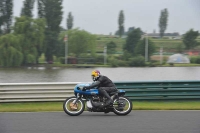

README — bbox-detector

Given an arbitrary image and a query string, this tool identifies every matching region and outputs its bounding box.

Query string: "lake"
[0,67,200,83]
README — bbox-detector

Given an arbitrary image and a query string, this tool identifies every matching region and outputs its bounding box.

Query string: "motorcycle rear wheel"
[63,96,85,116]
[113,96,132,116]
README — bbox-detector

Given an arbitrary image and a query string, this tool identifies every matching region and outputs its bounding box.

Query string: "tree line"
[0,0,65,66]
[0,0,199,67]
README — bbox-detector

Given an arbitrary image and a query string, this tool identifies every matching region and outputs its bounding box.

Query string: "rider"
[83,70,118,107]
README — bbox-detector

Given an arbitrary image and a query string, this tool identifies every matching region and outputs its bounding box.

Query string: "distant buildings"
[142,32,181,39]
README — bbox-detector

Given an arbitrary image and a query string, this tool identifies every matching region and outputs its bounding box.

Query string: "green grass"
[50,63,109,67]
[133,101,200,110]
[96,36,200,53]
[0,101,200,112]
[0,102,63,112]
[162,63,200,67]
[96,37,125,52]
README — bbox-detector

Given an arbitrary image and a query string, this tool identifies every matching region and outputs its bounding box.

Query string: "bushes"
[108,55,146,67]
[109,59,129,67]
[109,55,145,67]
[58,55,146,67]
[190,56,200,64]
[95,55,104,64]
[59,55,103,65]
[129,56,145,67]
[59,57,65,64]
[147,60,161,67]
[109,59,118,67]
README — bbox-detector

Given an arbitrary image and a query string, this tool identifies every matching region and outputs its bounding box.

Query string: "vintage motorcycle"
[63,83,132,116]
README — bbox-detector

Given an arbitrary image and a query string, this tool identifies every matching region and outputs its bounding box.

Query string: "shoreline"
[1,63,200,68]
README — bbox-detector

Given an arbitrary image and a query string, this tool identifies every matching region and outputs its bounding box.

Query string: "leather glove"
[82,86,90,91]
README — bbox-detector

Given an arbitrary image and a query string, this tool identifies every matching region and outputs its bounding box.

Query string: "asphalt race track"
[0,111,200,133]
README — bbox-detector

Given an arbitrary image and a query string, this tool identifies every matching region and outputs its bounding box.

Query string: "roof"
[167,54,190,63]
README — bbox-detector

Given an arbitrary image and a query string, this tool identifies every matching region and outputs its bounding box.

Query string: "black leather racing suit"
[86,75,117,106]
[87,75,117,93]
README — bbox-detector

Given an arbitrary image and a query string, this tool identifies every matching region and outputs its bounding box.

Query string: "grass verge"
[0,101,200,112]
[133,101,200,110]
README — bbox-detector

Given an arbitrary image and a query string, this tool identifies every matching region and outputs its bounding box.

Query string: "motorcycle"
[63,83,132,116]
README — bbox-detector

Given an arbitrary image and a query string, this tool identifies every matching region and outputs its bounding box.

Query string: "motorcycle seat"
[109,90,118,96]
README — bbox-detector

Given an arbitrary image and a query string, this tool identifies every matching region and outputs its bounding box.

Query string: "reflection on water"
[0,67,200,83]
[26,66,61,70]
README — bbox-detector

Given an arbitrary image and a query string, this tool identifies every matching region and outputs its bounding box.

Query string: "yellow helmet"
[91,70,100,81]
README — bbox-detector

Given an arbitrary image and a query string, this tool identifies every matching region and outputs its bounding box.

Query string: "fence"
[0,82,77,102]
[0,80,200,102]
[115,80,200,100]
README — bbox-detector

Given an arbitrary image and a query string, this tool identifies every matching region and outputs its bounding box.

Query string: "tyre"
[113,96,132,116]
[63,96,85,116]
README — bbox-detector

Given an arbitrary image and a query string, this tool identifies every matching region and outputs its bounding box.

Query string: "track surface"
[0,111,200,133]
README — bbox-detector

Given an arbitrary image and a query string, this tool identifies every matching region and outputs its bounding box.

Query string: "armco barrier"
[0,82,79,103]
[115,80,200,100]
[0,80,200,102]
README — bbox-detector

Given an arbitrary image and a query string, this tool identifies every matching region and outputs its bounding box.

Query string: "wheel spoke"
[63,97,85,116]
[113,96,132,115]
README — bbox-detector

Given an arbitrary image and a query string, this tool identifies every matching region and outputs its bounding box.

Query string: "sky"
[13,0,200,35]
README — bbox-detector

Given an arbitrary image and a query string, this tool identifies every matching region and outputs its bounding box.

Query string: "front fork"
[73,93,81,104]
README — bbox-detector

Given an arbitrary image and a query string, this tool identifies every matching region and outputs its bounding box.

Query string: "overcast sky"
[13,0,200,35]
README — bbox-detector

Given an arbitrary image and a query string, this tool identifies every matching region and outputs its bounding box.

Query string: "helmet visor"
[91,75,95,81]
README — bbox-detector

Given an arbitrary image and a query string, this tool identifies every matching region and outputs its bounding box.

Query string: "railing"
[0,80,200,102]
[115,80,200,100]
[0,82,78,102]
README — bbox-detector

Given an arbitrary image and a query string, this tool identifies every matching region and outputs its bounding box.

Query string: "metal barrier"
[0,82,79,103]
[0,80,200,102]
[115,80,200,100]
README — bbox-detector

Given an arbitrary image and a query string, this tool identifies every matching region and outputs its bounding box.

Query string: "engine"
[86,95,101,111]
[92,95,100,102]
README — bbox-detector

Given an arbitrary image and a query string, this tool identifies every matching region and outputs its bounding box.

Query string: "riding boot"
[101,90,113,107]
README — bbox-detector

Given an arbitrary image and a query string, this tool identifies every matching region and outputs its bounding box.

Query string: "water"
[0,67,200,83]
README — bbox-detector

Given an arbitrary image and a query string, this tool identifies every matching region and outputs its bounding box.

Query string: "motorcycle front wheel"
[113,96,132,116]
[63,96,85,116]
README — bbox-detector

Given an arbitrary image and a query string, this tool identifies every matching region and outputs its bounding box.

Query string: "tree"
[0,34,23,67]
[183,29,199,50]
[21,0,35,17]
[13,16,46,65]
[38,0,63,62]
[159,8,168,38]
[135,38,156,60]
[0,1,4,34]
[118,10,125,37]
[67,12,73,30]
[0,0,13,34]
[124,28,143,56]
[125,27,134,35]
[59,29,96,57]
[106,41,116,54]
